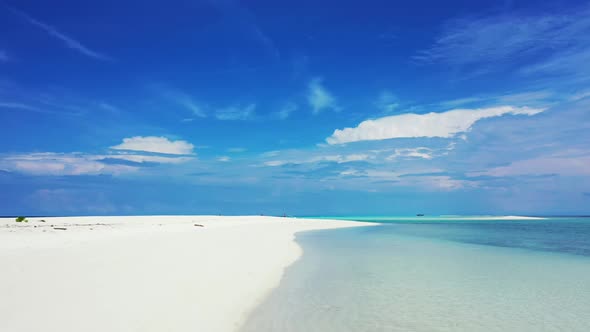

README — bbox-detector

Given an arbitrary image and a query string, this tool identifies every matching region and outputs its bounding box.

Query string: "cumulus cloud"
[326,106,544,144]
[110,136,195,155]
[307,78,337,114]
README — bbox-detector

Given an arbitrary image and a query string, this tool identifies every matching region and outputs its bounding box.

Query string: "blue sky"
[1,0,589,216]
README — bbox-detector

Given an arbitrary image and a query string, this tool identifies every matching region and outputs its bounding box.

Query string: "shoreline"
[0,215,374,332]
[307,215,548,221]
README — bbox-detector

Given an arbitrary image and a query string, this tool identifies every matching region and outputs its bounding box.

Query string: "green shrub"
[15,216,27,223]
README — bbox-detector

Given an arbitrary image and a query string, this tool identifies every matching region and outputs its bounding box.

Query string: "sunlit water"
[241,217,590,332]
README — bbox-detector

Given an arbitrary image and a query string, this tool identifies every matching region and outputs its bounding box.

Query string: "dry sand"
[0,215,373,332]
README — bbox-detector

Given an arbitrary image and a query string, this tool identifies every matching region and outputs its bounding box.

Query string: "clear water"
[241,217,590,332]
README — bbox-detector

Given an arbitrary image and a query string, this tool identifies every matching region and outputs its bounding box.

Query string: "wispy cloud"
[97,102,118,112]
[308,78,338,114]
[374,90,399,114]
[0,153,137,176]
[0,151,195,176]
[0,101,80,116]
[327,106,544,144]
[273,102,297,120]
[415,6,589,65]
[163,90,207,118]
[519,47,590,78]
[0,101,45,113]
[470,155,590,177]
[387,147,434,160]
[438,97,485,108]
[215,104,256,120]
[207,0,280,60]
[414,4,590,80]
[569,90,590,101]
[0,50,9,62]
[437,90,557,110]
[264,153,372,167]
[9,6,111,61]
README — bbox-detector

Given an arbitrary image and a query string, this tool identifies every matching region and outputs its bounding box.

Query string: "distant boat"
[416,214,425,217]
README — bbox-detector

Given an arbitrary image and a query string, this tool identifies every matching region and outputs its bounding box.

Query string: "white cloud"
[9,6,110,61]
[326,106,545,144]
[217,156,231,162]
[110,136,194,155]
[215,104,256,120]
[264,153,371,167]
[308,78,337,114]
[264,160,286,167]
[0,150,195,176]
[105,154,193,164]
[321,154,370,163]
[387,147,434,160]
[2,153,137,176]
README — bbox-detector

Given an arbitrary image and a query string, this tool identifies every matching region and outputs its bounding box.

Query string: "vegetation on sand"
[15,216,28,223]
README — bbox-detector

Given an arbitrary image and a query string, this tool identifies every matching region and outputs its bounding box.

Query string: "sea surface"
[241,217,590,332]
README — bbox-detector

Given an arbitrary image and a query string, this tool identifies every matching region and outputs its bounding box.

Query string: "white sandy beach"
[0,215,372,332]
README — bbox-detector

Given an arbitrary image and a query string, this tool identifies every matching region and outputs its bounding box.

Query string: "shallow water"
[241,218,590,332]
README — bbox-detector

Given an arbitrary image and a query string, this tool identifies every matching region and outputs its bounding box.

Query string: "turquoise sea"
[241,217,590,332]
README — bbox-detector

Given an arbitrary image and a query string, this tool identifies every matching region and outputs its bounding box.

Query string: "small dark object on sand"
[53,227,67,230]
[194,224,204,227]
[39,219,46,222]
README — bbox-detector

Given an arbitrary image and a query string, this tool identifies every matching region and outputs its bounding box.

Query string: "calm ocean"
[241,217,590,332]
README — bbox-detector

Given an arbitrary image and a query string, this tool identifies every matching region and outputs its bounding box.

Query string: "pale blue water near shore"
[241,217,590,332]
